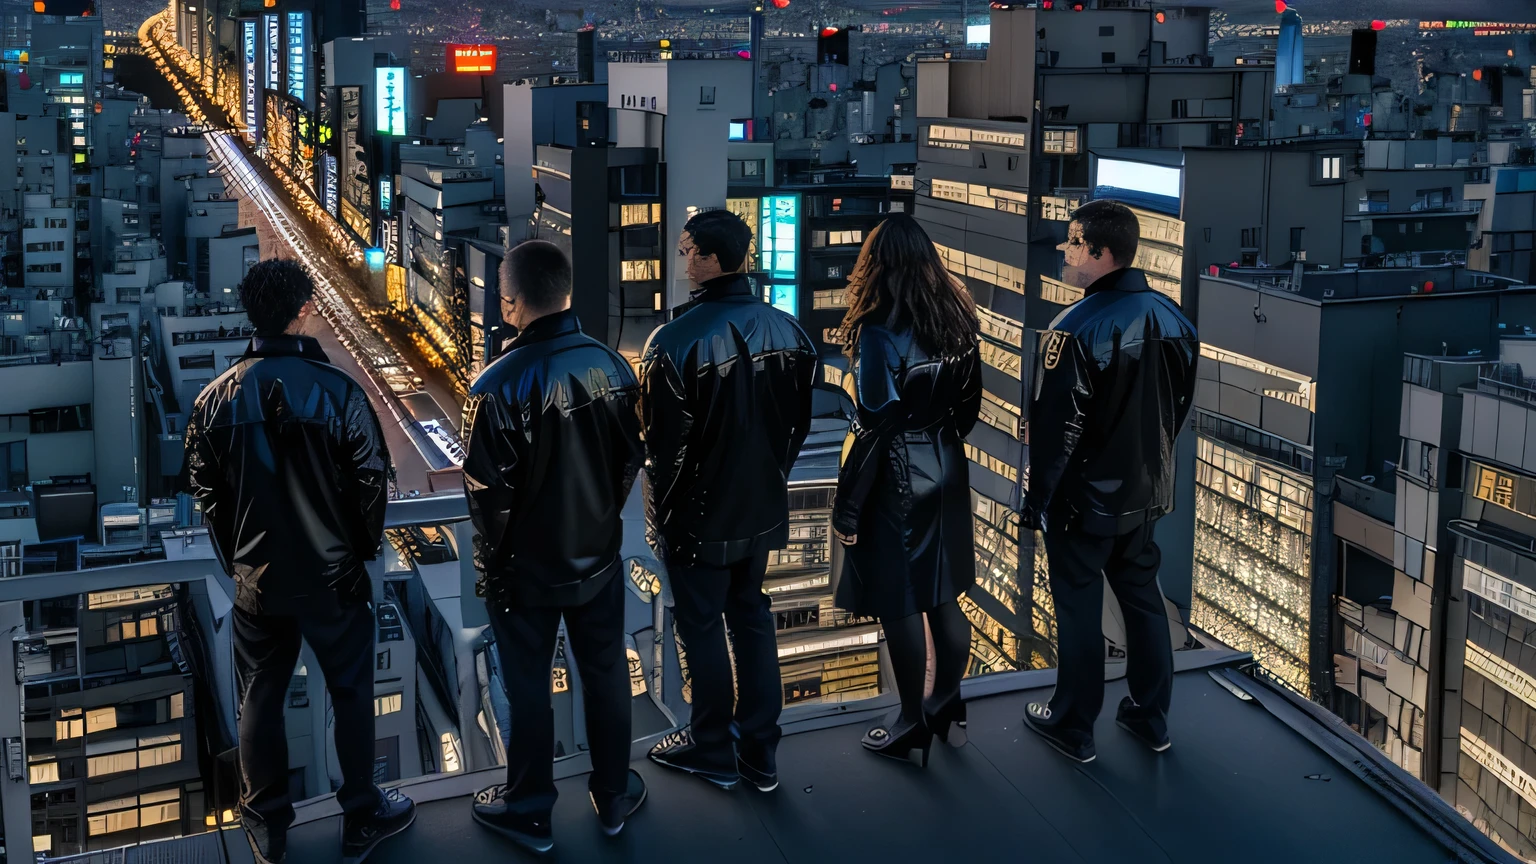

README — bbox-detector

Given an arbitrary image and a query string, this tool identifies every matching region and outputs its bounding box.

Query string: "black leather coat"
[183,334,392,614]
[1026,267,1199,536]
[638,274,819,566]
[832,322,982,620]
[462,310,644,608]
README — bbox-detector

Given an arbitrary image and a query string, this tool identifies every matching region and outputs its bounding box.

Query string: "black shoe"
[1023,702,1096,763]
[1115,697,1171,753]
[244,825,286,864]
[471,784,554,854]
[737,747,779,792]
[924,696,968,748]
[342,788,416,862]
[591,769,648,836]
[861,715,933,767]
[648,729,739,789]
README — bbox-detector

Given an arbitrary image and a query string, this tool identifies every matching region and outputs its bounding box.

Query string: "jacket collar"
[245,333,331,363]
[1084,267,1151,298]
[688,273,755,304]
[510,308,582,349]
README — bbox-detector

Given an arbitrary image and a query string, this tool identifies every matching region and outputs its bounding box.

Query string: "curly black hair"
[238,258,315,334]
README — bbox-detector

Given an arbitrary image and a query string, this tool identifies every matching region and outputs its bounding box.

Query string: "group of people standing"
[182,198,1196,862]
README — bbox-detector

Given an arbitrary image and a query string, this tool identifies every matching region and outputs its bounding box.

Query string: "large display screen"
[263,14,279,92]
[375,67,407,136]
[448,44,496,74]
[759,195,799,316]
[966,23,991,44]
[286,11,308,106]
[1093,157,1182,216]
[242,20,258,136]
[322,153,338,217]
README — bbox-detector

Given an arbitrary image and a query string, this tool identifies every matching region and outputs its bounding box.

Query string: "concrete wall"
[0,362,96,485]
[92,349,142,505]
[985,9,1038,120]
[1182,148,1348,275]
[1036,9,1151,69]
[1197,277,1322,380]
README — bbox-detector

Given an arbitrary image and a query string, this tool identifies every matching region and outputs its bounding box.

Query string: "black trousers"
[1043,516,1174,741]
[234,593,381,843]
[489,569,631,818]
[668,546,780,770]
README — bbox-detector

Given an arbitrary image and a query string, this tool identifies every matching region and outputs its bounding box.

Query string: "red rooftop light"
[1370,19,1384,31]
[390,0,399,8]
[771,0,789,7]
[1041,0,1052,7]
[1472,68,1483,81]
[1155,10,1165,23]
[829,82,838,91]
[1071,1,1083,9]
[821,26,839,36]
[1274,0,1286,13]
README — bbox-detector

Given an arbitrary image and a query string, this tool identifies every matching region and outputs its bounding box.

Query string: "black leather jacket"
[1026,268,1199,536]
[184,334,392,614]
[463,310,644,608]
[638,274,819,565]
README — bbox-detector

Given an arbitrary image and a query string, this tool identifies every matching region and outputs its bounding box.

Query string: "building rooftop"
[268,651,1498,864]
[1211,264,1527,302]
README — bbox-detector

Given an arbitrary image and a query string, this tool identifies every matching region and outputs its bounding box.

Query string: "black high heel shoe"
[925,697,968,748]
[861,717,933,767]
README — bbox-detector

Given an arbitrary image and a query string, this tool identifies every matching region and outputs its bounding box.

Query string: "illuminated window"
[88,751,137,777]
[29,759,59,784]
[170,692,184,719]
[979,389,1022,438]
[1473,463,1518,510]
[978,340,1022,379]
[55,716,83,741]
[1040,275,1084,306]
[965,443,1018,482]
[87,706,117,734]
[828,229,863,246]
[621,259,660,281]
[932,179,968,203]
[978,306,1023,348]
[926,125,973,149]
[620,203,651,226]
[374,692,402,716]
[812,289,848,309]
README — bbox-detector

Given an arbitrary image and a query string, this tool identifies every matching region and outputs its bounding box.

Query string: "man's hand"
[1018,502,1046,533]
[835,530,857,546]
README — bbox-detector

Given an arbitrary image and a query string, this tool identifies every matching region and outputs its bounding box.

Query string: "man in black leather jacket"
[183,259,414,864]
[462,241,647,852]
[640,209,818,791]
[1019,200,1199,764]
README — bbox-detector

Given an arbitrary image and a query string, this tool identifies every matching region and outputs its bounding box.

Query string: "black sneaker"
[471,785,554,854]
[737,747,779,792]
[1115,697,1171,753]
[342,788,416,862]
[1023,702,1096,764]
[591,769,648,836]
[647,729,739,789]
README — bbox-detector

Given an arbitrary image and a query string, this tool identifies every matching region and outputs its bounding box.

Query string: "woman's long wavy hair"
[838,214,979,360]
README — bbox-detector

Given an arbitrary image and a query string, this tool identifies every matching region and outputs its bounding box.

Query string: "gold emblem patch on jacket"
[1041,330,1067,371]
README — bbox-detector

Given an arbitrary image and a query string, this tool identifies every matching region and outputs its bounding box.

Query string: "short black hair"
[238,258,314,334]
[683,209,752,273]
[1070,199,1140,267]
[500,240,572,313]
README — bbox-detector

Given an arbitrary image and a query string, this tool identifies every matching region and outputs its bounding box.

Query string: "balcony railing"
[1335,474,1396,524]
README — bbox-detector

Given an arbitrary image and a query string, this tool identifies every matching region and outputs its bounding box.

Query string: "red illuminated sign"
[448,43,496,74]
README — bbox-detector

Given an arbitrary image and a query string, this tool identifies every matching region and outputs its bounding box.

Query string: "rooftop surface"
[265,653,1487,864]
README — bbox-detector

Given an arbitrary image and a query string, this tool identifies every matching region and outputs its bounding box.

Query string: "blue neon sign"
[366,248,386,271]
[286,12,307,106]
[375,67,407,136]
[759,194,799,316]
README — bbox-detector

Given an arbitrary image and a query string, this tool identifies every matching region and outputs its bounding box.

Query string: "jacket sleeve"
[181,404,230,574]
[953,344,983,439]
[831,328,905,536]
[1173,342,1200,434]
[461,389,524,574]
[1026,328,1093,514]
[784,322,819,472]
[638,337,692,553]
[610,365,646,509]
[343,384,392,561]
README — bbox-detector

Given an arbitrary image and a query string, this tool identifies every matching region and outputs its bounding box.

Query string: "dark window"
[1099,25,1114,36]
[28,405,91,434]
[1007,155,1019,170]
[1102,52,1116,64]
[1240,227,1261,248]
[1,440,24,489]
[700,86,715,105]
[1171,99,1188,119]
[179,354,215,370]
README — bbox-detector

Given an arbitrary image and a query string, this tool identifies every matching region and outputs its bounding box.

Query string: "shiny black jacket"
[184,334,391,614]
[1026,268,1198,536]
[833,321,982,620]
[463,310,644,608]
[638,274,819,565]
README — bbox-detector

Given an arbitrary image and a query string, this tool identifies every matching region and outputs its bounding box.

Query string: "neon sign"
[379,177,392,212]
[448,44,496,74]
[759,195,799,316]
[263,14,279,91]
[242,20,257,135]
[375,67,407,136]
[322,154,338,217]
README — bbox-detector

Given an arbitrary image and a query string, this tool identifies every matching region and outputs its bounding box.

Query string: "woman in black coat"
[832,214,982,766]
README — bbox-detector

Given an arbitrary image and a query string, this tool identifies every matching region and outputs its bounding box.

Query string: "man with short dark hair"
[1019,199,1199,764]
[464,240,646,853]
[640,209,818,791]
[183,258,415,864]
